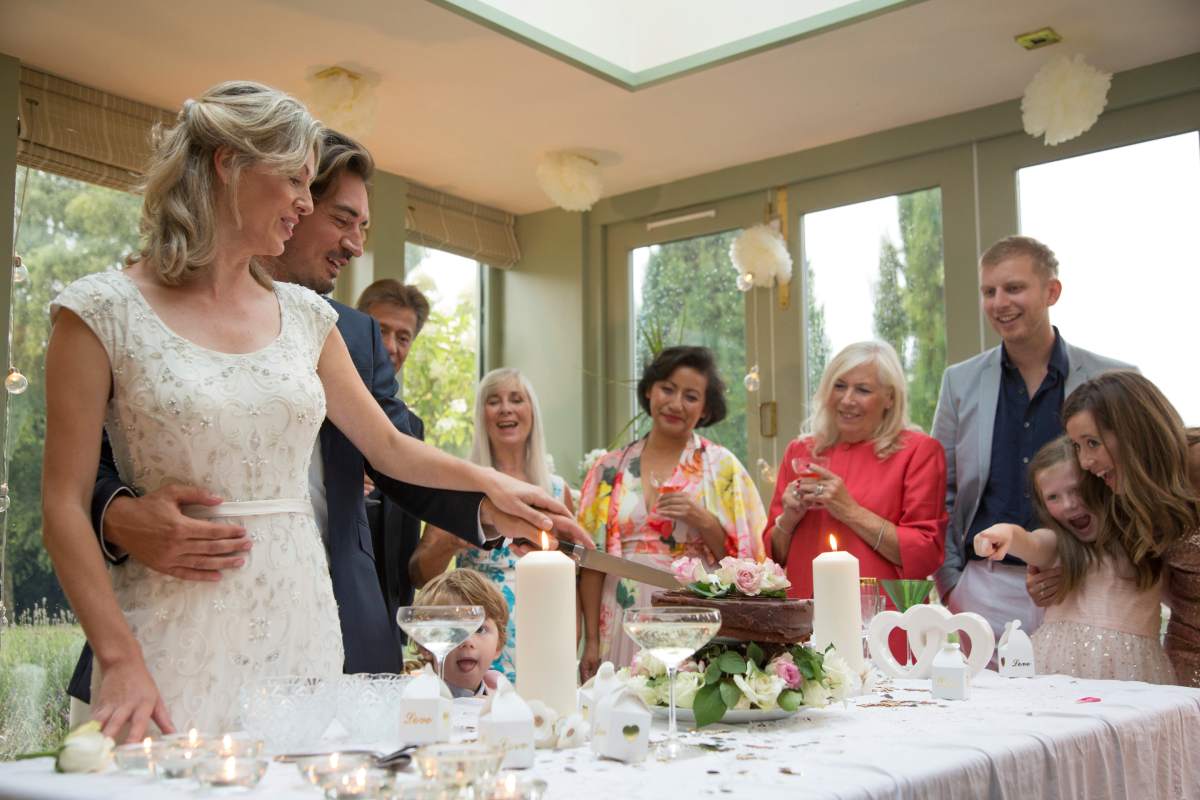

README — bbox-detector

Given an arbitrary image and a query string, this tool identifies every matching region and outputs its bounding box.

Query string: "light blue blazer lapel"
[976,348,1002,491]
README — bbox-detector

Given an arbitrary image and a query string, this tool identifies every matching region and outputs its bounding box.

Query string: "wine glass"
[622,606,721,761]
[396,606,485,684]
[859,578,884,661]
[648,470,676,534]
[789,454,829,479]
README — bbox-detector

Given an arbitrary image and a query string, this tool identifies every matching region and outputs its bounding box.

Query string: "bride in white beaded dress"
[42,81,570,742]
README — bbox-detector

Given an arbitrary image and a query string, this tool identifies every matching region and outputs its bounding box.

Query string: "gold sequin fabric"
[1165,530,1200,688]
[1033,622,1175,683]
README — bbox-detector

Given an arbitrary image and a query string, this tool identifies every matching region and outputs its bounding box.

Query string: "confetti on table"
[1076,696,1102,703]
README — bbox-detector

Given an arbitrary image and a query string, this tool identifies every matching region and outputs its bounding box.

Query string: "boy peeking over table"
[411,569,507,697]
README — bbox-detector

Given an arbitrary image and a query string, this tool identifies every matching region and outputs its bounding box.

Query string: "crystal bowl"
[412,742,504,788]
[335,672,413,743]
[238,675,336,755]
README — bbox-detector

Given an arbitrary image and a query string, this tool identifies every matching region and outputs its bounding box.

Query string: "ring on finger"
[815,484,825,496]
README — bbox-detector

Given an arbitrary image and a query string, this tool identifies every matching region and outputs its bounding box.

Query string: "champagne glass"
[790,454,829,479]
[396,606,485,684]
[648,470,676,535]
[623,607,721,761]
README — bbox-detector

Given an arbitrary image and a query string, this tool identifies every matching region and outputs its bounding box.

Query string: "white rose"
[55,721,114,773]
[822,653,859,701]
[631,650,666,679]
[731,664,785,710]
[621,674,661,707]
[656,671,705,709]
[801,677,831,709]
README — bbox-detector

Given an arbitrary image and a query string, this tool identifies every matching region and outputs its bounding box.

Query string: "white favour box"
[997,619,1036,678]
[590,686,651,763]
[478,676,536,769]
[930,640,970,701]
[577,662,621,722]
[397,669,452,744]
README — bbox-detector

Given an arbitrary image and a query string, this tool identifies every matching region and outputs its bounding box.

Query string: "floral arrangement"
[1021,54,1112,146]
[618,641,855,727]
[671,556,791,598]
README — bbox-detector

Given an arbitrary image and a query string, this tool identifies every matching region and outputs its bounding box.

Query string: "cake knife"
[555,540,684,590]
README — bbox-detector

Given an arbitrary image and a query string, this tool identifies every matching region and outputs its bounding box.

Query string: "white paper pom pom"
[1022,54,1112,146]
[730,224,792,289]
[528,700,560,748]
[536,152,604,211]
[306,67,377,140]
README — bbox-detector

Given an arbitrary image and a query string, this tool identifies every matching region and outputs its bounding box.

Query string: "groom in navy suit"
[68,131,582,710]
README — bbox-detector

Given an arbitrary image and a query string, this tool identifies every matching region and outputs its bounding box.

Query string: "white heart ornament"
[867,604,995,679]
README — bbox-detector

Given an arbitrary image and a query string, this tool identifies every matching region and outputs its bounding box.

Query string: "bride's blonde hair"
[130,80,321,288]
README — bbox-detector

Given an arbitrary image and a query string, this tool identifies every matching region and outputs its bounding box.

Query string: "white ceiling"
[1,0,1197,214]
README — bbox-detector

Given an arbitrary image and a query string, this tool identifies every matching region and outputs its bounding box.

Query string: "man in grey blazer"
[932,236,1132,641]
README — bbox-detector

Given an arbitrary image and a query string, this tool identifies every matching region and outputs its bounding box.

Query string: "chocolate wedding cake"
[651,591,813,644]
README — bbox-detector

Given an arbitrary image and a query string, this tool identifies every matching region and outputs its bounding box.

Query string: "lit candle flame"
[223,756,236,782]
[505,773,518,795]
[829,533,839,551]
[221,733,233,755]
[187,728,199,748]
[355,766,367,788]
[142,737,152,755]
[540,531,550,550]
[330,752,340,769]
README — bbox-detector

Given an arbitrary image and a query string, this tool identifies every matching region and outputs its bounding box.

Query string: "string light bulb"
[5,368,28,395]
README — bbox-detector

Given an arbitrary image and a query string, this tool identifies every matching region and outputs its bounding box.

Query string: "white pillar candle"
[515,535,578,716]
[811,534,864,671]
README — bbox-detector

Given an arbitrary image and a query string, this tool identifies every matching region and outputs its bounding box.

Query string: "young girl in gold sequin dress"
[976,437,1174,683]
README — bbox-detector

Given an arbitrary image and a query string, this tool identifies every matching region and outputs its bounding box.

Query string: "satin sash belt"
[182,499,311,519]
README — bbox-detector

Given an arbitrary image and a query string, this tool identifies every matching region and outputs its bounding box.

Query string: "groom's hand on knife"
[479,498,594,556]
[105,484,252,581]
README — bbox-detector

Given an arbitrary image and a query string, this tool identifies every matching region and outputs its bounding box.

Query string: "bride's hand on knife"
[92,655,175,743]
[479,496,594,556]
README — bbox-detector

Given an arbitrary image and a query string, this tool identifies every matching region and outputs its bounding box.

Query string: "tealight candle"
[296,752,376,787]
[487,772,549,800]
[161,728,207,750]
[114,738,160,775]
[193,755,270,790]
[210,732,263,759]
[321,766,395,799]
[154,744,203,781]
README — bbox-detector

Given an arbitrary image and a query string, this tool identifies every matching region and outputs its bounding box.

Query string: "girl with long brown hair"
[975,437,1174,682]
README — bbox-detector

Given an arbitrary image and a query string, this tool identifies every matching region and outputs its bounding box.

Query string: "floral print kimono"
[578,434,766,666]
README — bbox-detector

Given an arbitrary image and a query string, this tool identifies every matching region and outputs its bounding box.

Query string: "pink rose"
[774,659,802,689]
[734,563,763,596]
[671,556,705,584]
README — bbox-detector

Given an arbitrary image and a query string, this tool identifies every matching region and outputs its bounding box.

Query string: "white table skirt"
[3,671,1199,800]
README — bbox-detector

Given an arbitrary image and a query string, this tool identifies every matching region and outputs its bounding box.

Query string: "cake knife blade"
[556,540,684,590]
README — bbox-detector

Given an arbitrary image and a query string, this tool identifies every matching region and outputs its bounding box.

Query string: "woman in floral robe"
[578,347,765,678]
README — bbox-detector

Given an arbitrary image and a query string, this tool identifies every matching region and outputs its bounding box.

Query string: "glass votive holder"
[321,766,395,799]
[113,738,163,775]
[153,744,205,781]
[296,752,377,787]
[160,728,209,749]
[193,755,270,791]
[412,743,504,789]
[485,772,548,800]
[208,732,264,759]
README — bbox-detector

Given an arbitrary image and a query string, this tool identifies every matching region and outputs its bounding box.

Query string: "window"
[2,169,140,756]
[631,230,748,464]
[402,243,482,457]
[1018,132,1200,425]
[800,187,946,431]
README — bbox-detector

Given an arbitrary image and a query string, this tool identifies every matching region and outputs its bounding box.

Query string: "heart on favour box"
[867,604,995,680]
[622,725,640,741]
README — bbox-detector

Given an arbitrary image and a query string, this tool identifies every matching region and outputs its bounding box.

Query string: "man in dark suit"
[67,130,582,715]
[356,279,432,641]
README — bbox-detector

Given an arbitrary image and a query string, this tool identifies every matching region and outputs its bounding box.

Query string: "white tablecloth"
[3,671,1199,800]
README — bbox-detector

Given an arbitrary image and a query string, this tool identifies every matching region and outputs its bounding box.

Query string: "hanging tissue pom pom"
[536,152,603,212]
[1022,54,1111,146]
[12,255,28,284]
[731,224,792,289]
[743,366,760,392]
[306,66,377,140]
[5,368,28,395]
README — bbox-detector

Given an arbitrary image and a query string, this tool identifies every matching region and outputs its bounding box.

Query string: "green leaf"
[686,581,731,599]
[692,682,727,729]
[718,679,742,709]
[778,689,804,712]
[704,660,723,685]
[746,642,764,667]
[717,651,747,674]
